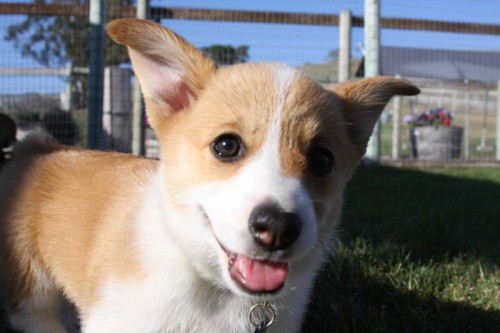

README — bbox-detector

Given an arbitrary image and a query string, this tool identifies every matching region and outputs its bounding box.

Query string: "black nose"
[249,203,302,252]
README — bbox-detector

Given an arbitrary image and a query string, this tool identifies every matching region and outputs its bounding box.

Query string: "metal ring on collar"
[248,301,276,328]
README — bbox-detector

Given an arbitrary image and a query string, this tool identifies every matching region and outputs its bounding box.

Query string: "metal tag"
[249,302,275,333]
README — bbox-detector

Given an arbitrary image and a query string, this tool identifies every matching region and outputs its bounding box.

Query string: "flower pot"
[409,126,463,160]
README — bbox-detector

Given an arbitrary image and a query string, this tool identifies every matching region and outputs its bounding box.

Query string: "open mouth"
[202,208,290,294]
[223,247,289,294]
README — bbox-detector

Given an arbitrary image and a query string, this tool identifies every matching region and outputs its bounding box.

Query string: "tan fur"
[157,64,285,204]
[0,136,158,312]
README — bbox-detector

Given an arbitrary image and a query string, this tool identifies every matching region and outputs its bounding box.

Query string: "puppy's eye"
[212,134,244,162]
[307,146,334,177]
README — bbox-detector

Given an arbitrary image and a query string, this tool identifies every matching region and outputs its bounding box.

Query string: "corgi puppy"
[0,19,419,333]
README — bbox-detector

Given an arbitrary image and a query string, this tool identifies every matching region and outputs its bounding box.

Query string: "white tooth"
[228,253,236,266]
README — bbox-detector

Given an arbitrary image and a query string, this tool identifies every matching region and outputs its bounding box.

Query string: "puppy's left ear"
[328,77,420,153]
[106,19,216,128]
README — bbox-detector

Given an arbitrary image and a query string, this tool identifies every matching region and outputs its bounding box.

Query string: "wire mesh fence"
[0,0,499,163]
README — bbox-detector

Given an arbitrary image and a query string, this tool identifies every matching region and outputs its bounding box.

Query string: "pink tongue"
[229,254,288,292]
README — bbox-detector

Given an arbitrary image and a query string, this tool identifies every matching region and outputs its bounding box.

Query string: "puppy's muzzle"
[249,203,302,252]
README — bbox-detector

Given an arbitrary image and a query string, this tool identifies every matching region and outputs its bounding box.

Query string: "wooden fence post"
[131,0,149,156]
[464,79,470,159]
[364,0,381,163]
[338,10,351,83]
[392,75,402,160]
[496,81,500,161]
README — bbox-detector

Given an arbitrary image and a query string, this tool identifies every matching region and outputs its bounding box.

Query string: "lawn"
[303,165,500,332]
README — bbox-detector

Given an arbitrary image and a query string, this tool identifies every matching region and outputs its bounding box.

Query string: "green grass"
[303,165,500,332]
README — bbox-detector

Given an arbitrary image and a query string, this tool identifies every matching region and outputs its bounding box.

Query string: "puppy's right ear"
[328,77,419,155]
[107,19,216,128]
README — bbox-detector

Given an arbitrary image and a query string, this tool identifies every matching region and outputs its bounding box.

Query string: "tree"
[200,45,249,65]
[5,0,131,107]
[6,0,130,67]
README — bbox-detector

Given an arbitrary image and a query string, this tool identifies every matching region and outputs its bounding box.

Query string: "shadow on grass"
[303,165,500,332]
[341,165,500,266]
[303,253,500,332]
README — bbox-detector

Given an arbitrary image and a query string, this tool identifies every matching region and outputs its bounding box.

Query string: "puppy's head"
[107,19,419,297]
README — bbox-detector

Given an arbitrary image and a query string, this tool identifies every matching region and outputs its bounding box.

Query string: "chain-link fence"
[1,1,499,164]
